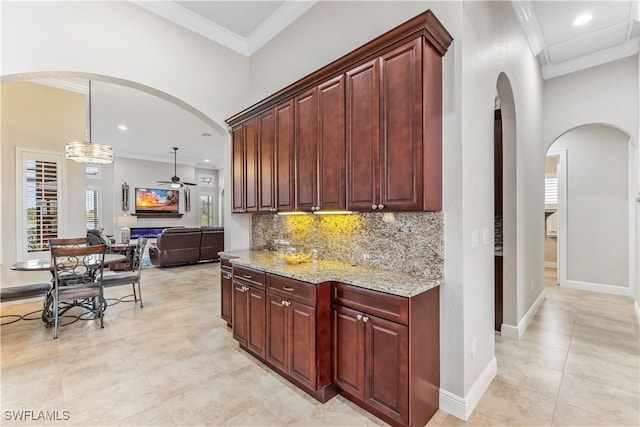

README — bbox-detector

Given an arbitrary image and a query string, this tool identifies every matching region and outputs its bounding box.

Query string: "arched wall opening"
[545,123,635,297]
[0,71,244,284]
[495,72,518,335]
[1,71,227,135]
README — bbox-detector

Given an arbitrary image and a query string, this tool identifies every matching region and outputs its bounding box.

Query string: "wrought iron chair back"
[48,243,107,339]
[102,238,148,308]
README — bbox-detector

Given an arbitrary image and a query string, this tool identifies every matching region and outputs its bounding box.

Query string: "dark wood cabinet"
[317,75,346,210]
[379,39,423,211]
[332,304,365,400]
[294,88,319,212]
[332,282,439,427]
[232,280,248,345]
[258,109,276,212]
[295,76,346,212]
[332,298,408,425]
[231,126,245,213]
[247,286,266,357]
[275,100,295,211]
[495,255,503,332]
[227,11,452,215]
[259,273,334,401]
[232,265,266,357]
[221,263,232,326]
[231,118,258,213]
[266,293,317,389]
[346,58,380,211]
[347,39,425,212]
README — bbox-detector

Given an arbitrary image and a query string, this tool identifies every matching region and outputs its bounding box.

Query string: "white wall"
[459,0,545,407]
[1,82,87,286]
[0,1,250,132]
[550,125,630,290]
[544,54,639,308]
[544,56,639,145]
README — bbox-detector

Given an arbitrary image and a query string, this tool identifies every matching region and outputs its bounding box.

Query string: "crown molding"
[131,0,249,55]
[115,152,222,170]
[131,0,317,56]
[511,0,546,56]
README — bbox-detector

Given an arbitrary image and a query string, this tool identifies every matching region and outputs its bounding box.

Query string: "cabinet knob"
[371,205,377,210]
[378,204,384,210]
[282,286,294,292]
[356,314,363,321]
[362,316,369,323]
[282,300,286,306]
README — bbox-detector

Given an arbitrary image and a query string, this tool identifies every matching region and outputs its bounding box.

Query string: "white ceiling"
[512,0,640,79]
[31,1,640,171]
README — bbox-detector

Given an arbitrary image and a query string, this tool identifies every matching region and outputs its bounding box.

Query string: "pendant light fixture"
[65,80,114,164]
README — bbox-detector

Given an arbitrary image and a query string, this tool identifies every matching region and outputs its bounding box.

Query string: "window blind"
[26,160,58,252]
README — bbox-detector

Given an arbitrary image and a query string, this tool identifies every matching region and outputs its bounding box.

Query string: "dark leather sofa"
[148,226,224,267]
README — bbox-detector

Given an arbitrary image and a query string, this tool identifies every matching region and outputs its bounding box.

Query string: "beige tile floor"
[1,265,638,426]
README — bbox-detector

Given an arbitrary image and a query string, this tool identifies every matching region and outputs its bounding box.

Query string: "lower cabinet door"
[232,281,248,345]
[365,314,409,425]
[221,270,232,324]
[332,305,365,400]
[266,294,289,372]
[289,301,316,389]
[247,287,266,358]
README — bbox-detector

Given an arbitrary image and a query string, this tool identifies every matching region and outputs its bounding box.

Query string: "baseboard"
[500,289,546,340]
[544,262,557,268]
[439,357,497,421]
[563,280,631,297]
[634,300,640,326]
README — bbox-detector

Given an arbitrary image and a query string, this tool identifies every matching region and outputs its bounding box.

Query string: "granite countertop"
[218,250,442,298]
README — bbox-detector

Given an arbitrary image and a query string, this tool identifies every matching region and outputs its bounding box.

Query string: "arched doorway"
[494,72,518,336]
[545,124,635,297]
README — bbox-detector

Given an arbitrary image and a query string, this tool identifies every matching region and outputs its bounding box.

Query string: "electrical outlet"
[471,337,477,359]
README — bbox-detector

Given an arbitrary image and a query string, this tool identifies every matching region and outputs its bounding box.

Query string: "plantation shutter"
[85,188,101,230]
[25,159,59,253]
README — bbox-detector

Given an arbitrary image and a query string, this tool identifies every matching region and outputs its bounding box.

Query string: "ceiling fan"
[157,147,196,188]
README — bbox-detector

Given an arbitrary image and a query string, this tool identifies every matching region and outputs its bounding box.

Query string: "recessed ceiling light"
[118,124,128,131]
[573,13,592,26]
[200,132,212,137]
[204,159,210,162]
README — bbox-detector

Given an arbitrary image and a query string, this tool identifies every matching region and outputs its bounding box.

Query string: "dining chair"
[102,237,148,308]
[49,243,107,339]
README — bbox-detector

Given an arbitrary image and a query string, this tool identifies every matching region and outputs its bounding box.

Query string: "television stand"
[133,213,183,218]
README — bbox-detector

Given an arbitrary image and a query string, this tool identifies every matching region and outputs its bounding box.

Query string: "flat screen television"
[135,188,179,214]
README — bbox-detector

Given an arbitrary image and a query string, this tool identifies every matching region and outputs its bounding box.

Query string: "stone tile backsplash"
[251,212,444,279]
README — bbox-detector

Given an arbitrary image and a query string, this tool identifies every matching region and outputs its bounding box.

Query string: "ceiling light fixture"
[573,13,592,26]
[118,124,128,131]
[65,81,114,164]
[204,159,210,162]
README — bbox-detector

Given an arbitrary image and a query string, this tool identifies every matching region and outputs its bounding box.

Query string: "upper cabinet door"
[258,109,276,212]
[379,39,423,211]
[346,58,380,211]
[231,126,245,213]
[318,75,346,211]
[294,88,319,212]
[275,100,295,211]
[244,117,259,213]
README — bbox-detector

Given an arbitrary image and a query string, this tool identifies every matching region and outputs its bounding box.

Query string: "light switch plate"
[483,228,491,245]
